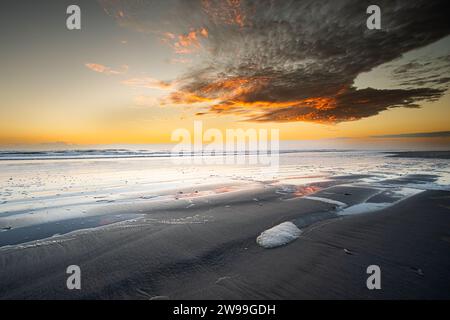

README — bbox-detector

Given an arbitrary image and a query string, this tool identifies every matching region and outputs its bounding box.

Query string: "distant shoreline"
[2,149,450,161]
[386,151,450,159]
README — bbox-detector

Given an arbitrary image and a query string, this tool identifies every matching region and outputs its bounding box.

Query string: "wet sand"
[0,186,449,300]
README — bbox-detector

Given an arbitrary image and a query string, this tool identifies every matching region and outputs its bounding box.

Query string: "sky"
[0,0,449,149]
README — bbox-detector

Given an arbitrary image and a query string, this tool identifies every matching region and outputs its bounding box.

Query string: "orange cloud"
[85,63,128,75]
[165,76,267,107]
[122,77,174,90]
[163,76,329,118]
[203,97,338,121]
[162,28,209,55]
[164,74,421,124]
[199,27,208,37]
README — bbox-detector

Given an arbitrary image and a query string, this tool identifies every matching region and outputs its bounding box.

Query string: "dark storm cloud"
[100,0,450,123]
[251,87,443,122]
[390,54,450,89]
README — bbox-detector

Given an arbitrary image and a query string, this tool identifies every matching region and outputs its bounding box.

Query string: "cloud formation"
[122,77,173,90]
[390,54,450,89]
[99,0,450,123]
[85,63,128,75]
[162,28,209,54]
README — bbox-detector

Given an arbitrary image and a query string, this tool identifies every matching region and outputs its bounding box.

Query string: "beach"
[1,0,449,304]
[0,150,449,299]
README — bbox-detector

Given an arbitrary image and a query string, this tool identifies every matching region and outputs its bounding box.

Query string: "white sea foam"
[392,187,424,197]
[302,196,347,208]
[337,187,425,216]
[402,183,450,192]
[256,222,302,248]
[337,202,391,216]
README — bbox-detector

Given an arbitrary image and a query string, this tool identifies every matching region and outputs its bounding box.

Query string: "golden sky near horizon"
[0,1,449,147]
